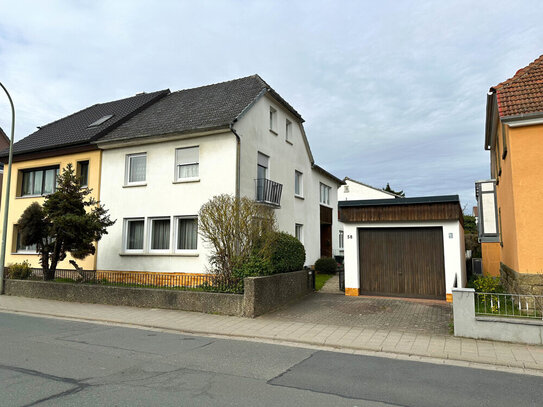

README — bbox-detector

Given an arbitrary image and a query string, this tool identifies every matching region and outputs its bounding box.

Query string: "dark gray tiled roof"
[0,89,169,157]
[100,75,303,143]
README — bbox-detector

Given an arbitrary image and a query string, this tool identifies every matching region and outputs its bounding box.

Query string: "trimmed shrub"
[315,257,337,274]
[7,261,32,280]
[233,255,273,279]
[266,232,306,274]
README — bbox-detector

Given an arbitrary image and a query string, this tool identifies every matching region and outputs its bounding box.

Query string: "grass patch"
[315,273,334,291]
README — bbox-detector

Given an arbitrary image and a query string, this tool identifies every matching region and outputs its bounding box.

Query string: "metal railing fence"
[475,292,543,319]
[5,268,243,293]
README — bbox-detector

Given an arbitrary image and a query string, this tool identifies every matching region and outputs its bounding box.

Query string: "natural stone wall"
[500,263,543,295]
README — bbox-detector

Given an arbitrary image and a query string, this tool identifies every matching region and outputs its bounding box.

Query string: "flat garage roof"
[339,195,463,226]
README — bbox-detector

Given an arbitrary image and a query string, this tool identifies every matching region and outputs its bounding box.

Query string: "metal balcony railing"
[255,178,282,206]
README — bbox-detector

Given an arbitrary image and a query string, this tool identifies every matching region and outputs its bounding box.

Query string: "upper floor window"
[320,183,331,205]
[77,161,89,187]
[126,153,146,185]
[286,119,292,142]
[295,171,303,197]
[176,146,199,180]
[269,107,277,133]
[20,166,59,197]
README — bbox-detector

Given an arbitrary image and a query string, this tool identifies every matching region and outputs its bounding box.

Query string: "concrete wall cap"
[452,288,475,292]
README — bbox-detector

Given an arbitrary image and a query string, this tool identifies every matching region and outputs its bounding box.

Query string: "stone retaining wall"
[4,269,313,318]
[500,263,543,295]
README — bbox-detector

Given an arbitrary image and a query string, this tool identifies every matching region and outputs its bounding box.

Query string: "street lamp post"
[0,82,15,294]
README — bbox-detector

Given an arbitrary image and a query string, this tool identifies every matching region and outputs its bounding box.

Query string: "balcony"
[255,178,282,207]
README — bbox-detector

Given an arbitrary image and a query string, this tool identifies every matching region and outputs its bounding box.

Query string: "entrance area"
[320,205,332,257]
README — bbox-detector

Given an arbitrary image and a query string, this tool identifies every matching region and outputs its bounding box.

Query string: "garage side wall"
[344,221,465,300]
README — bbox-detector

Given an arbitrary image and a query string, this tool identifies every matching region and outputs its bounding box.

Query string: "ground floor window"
[339,230,344,249]
[295,223,303,243]
[15,226,37,253]
[176,217,198,250]
[125,219,144,251]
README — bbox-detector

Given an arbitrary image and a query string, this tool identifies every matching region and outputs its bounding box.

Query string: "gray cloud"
[1,0,542,210]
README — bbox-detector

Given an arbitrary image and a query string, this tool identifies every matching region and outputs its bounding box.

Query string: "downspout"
[229,121,241,200]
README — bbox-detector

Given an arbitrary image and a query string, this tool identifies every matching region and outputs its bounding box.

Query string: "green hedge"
[315,257,337,274]
[268,232,306,274]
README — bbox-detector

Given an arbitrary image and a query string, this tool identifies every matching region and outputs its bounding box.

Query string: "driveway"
[261,274,452,336]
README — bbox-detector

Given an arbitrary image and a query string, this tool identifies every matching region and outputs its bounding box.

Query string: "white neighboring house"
[336,177,398,257]
[95,75,343,275]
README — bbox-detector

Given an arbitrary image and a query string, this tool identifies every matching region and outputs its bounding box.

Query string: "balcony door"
[257,152,269,201]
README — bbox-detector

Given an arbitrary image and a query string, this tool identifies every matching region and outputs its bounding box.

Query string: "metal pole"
[0,82,15,294]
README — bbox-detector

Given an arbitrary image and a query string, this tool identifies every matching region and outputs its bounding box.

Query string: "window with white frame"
[269,107,277,132]
[295,170,303,196]
[125,218,144,251]
[176,217,198,250]
[15,226,37,253]
[126,153,146,184]
[295,224,303,243]
[286,119,292,142]
[339,230,344,250]
[150,218,170,251]
[175,146,199,180]
[320,183,331,205]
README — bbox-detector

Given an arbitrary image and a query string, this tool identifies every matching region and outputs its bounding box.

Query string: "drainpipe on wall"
[229,121,241,200]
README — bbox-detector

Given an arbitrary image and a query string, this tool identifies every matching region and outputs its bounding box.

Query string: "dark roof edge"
[95,124,231,146]
[339,195,460,207]
[501,111,543,122]
[255,75,304,122]
[313,164,345,185]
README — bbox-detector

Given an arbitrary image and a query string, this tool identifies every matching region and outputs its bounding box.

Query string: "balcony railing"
[255,178,282,206]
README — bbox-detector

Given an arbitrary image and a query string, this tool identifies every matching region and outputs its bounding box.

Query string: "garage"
[358,227,445,299]
[339,195,466,302]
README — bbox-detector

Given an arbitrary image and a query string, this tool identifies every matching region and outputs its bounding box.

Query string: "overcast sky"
[1,1,542,209]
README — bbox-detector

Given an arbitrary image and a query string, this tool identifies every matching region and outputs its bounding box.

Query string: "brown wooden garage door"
[359,227,445,299]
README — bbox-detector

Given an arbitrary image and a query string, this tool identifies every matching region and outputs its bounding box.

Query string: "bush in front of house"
[7,261,32,280]
[315,257,337,274]
[469,275,503,293]
[265,232,306,274]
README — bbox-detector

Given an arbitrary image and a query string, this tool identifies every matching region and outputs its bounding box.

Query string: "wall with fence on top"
[3,269,314,317]
[452,288,543,345]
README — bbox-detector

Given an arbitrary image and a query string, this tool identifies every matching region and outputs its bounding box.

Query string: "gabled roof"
[0,89,169,157]
[343,176,400,197]
[99,75,304,144]
[492,54,543,118]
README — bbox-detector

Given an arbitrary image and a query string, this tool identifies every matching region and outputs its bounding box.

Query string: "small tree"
[18,164,115,280]
[198,194,276,280]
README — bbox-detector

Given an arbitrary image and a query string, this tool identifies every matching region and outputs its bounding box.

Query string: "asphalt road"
[0,312,541,407]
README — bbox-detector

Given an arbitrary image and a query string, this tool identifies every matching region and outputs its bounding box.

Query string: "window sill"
[286,139,293,145]
[269,129,278,136]
[295,194,304,200]
[11,252,38,255]
[123,183,147,188]
[119,252,199,257]
[16,195,47,199]
[319,202,332,208]
[172,178,200,184]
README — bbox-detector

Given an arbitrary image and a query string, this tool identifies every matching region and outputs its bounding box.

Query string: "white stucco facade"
[96,93,341,274]
[343,220,466,298]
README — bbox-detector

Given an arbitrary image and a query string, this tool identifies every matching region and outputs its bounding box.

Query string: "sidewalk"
[1,295,543,376]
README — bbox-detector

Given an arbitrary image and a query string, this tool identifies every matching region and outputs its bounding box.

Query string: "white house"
[336,177,397,257]
[95,75,343,275]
